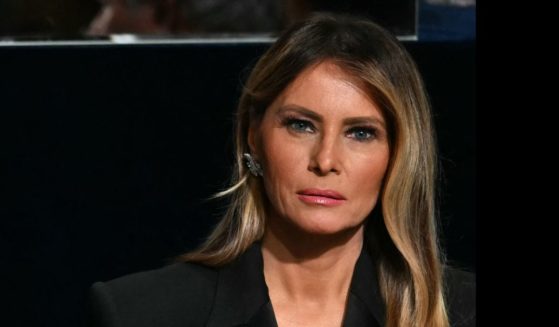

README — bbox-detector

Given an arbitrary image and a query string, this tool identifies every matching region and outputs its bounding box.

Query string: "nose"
[308,133,341,176]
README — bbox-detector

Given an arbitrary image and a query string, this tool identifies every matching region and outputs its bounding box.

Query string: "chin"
[292,213,361,236]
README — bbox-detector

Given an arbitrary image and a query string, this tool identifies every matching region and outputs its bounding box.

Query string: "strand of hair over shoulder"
[212,173,249,199]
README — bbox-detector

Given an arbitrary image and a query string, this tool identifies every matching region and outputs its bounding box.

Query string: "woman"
[87,13,475,327]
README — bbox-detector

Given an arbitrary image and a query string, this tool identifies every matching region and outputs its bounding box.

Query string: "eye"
[284,118,315,133]
[346,126,376,142]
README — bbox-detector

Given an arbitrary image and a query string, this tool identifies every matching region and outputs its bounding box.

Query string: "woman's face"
[250,61,390,235]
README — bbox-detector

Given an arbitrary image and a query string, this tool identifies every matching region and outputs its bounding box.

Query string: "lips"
[296,188,346,207]
[297,189,346,199]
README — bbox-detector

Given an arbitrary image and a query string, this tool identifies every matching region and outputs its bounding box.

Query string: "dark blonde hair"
[181,13,449,327]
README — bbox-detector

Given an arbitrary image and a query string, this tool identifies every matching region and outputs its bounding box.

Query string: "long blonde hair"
[180,13,449,327]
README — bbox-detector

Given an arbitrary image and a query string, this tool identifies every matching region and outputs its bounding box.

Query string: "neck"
[261,216,364,303]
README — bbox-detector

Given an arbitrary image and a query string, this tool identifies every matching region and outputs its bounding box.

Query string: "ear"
[247,120,260,157]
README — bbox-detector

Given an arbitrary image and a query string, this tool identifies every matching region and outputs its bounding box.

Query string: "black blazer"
[86,243,475,327]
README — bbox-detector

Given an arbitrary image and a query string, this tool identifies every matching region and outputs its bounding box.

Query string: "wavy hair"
[179,13,449,327]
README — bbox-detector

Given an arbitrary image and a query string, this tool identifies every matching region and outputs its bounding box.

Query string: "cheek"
[351,150,389,207]
[260,131,307,192]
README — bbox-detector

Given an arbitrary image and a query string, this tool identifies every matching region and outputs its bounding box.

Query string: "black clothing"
[87,243,475,326]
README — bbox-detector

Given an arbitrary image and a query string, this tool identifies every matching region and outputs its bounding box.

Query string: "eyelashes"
[346,126,377,141]
[281,116,378,142]
[283,117,316,133]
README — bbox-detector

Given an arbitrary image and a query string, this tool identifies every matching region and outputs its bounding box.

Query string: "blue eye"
[347,127,376,142]
[285,118,315,133]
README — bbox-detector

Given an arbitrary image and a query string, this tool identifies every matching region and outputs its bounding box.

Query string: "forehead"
[271,61,384,121]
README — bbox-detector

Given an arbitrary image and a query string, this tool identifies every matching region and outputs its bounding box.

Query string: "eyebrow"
[277,105,386,129]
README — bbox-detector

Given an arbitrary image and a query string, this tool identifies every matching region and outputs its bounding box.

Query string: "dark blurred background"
[0,1,475,326]
[0,0,475,40]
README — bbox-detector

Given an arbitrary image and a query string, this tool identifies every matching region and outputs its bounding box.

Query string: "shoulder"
[87,262,218,327]
[103,261,217,301]
[444,266,476,327]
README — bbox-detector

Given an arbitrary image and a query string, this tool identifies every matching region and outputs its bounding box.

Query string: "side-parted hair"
[180,13,449,327]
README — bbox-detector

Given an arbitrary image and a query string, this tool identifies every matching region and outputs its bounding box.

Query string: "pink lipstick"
[296,189,346,207]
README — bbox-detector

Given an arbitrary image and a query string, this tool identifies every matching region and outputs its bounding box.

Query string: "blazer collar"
[205,243,275,327]
[206,242,385,327]
[346,243,386,326]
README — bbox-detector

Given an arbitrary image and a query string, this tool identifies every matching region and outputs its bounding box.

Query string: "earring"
[243,153,263,177]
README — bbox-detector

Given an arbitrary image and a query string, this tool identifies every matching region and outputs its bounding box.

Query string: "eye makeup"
[345,126,378,142]
[275,105,384,142]
[281,116,316,134]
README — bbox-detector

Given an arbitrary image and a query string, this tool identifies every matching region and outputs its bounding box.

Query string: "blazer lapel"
[206,243,277,327]
[343,292,381,327]
[238,301,277,327]
[344,244,386,326]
